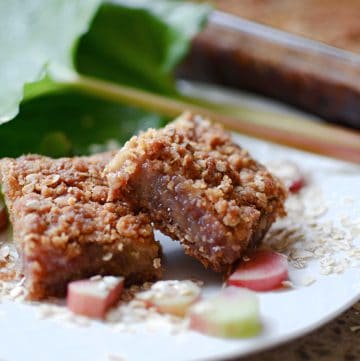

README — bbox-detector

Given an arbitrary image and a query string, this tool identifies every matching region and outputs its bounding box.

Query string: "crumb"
[301,276,316,287]
[350,325,360,332]
[108,354,127,361]
[153,258,161,270]
[281,280,294,288]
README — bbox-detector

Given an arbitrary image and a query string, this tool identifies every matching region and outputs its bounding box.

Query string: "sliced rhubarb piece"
[189,287,261,338]
[67,276,124,319]
[289,178,305,193]
[227,250,289,291]
[136,280,201,317]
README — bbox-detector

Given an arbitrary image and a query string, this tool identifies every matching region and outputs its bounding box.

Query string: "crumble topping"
[0,152,162,299]
[106,113,287,272]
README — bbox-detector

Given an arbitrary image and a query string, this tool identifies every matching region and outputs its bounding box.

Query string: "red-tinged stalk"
[63,72,360,163]
[227,250,289,292]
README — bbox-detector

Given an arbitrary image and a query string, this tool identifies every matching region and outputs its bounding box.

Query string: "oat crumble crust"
[0,152,162,300]
[106,113,287,272]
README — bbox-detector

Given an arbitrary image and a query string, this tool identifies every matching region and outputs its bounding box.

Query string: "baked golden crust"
[106,113,287,272]
[0,152,162,299]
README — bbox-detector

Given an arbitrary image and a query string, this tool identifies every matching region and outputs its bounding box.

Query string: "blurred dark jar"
[177,12,360,129]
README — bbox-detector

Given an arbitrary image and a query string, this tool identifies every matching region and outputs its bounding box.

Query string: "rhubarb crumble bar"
[106,113,287,272]
[0,152,162,299]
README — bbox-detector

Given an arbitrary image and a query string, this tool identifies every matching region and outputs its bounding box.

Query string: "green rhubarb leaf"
[0,90,168,158]
[76,0,210,95]
[0,0,101,123]
[0,0,210,124]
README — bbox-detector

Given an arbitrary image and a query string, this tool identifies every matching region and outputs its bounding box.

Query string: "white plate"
[0,86,359,361]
